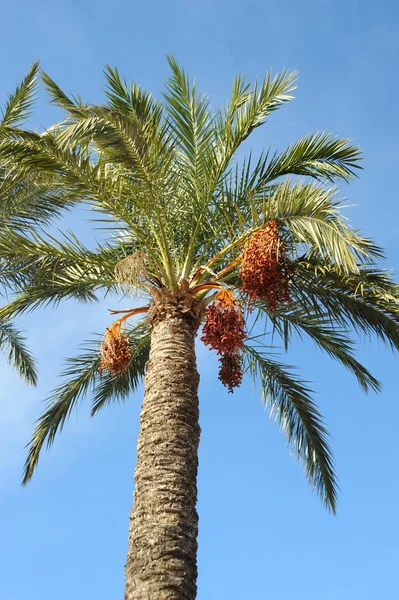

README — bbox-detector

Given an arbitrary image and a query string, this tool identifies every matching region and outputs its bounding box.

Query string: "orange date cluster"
[201,290,246,393]
[239,219,292,313]
[99,322,132,376]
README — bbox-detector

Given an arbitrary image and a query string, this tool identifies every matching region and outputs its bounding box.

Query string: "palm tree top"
[1,56,399,513]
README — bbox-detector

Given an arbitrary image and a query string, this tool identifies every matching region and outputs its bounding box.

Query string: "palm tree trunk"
[124,307,200,600]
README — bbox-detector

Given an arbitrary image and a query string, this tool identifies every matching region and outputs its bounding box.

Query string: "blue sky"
[1,1,399,598]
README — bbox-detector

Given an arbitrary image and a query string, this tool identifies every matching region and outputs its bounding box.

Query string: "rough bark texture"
[124,295,201,600]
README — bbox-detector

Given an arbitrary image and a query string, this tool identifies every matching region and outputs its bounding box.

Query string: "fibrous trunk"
[124,307,200,600]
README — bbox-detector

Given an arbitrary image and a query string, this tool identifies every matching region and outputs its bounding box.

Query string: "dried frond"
[114,252,150,291]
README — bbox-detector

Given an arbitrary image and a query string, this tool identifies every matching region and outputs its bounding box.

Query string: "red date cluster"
[218,352,243,393]
[201,290,246,393]
[200,291,246,355]
[99,323,132,376]
[239,219,292,313]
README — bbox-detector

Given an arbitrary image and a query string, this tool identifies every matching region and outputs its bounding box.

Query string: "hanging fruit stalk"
[99,320,132,376]
[201,289,246,392]
[239,219,292,312]
[99,306,149,376]
[201,290,246,354]
[218,352,243,393]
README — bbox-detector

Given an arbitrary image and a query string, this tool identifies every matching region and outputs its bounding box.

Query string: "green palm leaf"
[243,345,338,512]
[0,319,37,385]
[0,230,123,316]
[22,322,149,484]
[217,68,297,162]
[1,61,39,128]
[266,306,381,393]
[254,132,362,185]
[292,262,399,349]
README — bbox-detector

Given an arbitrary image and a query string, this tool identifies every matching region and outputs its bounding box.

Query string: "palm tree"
[0,61,49,385]
[1,57,399,599]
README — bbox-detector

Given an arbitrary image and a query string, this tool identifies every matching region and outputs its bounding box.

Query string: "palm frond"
[104,65,164,129]
[254,132,362,186]
[266,181,381,270]
[22,322,149,484]
[0,167,77,230]
[0,131,159,264]
[0,319,37,385]
[266,306,381,393]
[292,261,399,350]
[1,61,39,127]
[243,345,338,512]
[163,54,216,194]
[217,69,297,163]
[41,70,85,116]
[0,228,121,301]
[0,130,98,194]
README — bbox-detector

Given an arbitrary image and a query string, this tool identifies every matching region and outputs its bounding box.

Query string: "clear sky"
[1,1,399,598]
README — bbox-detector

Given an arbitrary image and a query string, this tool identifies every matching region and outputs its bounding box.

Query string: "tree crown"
[1,57,399,513]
